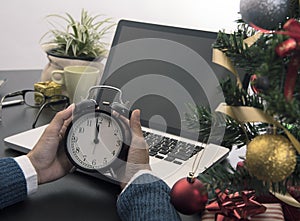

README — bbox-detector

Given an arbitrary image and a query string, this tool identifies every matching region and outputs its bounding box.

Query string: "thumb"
[130,109,143,138]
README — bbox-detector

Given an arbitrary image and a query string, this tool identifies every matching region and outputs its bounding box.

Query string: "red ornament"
[250,74,270,94]
[287,180,300,203]
[250,74,259,94]
[170,175,208,215]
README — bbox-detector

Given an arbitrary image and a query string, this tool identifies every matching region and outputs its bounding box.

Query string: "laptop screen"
[99,20,233,141]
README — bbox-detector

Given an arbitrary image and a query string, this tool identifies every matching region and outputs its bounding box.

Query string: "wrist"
[27,153,40,183]
[121,164,151,189]
[120,168,152,190]
[14,155,38,195]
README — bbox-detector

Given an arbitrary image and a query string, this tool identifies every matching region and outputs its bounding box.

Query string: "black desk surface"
[0,70,200,221]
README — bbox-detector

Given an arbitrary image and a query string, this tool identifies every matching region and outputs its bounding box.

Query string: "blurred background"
[0,0,240,70]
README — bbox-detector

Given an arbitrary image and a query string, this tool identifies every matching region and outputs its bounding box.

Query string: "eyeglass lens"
[0,90,45,122]
[24,91,45,107]
[1,89,70,126]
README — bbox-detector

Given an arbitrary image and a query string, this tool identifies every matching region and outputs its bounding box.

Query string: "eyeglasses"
[32,94,70,128]
[0,90,70,128]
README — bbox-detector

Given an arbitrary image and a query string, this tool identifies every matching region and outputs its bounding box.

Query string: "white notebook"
[4,124,229,187]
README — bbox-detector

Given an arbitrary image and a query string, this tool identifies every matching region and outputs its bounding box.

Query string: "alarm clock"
[64,85,132,175]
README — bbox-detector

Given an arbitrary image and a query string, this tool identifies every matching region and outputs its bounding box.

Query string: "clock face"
[66,110,124,171]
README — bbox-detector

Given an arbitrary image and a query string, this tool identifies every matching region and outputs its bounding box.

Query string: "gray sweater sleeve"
[0,158,27,209]
[117,173,181,221]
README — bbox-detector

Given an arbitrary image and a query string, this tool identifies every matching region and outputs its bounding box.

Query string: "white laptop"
[4,124,228,187]
[4,20,232,187]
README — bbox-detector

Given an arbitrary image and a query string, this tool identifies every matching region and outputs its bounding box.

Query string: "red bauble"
[170,177,208,215]
[287,181,300,203]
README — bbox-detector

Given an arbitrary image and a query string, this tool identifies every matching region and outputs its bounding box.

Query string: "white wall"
[0,0,240,70]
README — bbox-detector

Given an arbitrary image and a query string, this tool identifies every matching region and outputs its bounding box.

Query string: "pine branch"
[213,22,259,73]
[198,161,269,196]
[212,20,300,142]
[193,17,300,198]
[214,24,300,121]
[184,78,266,148]
[221,77,264,108]
[198,158,300,197]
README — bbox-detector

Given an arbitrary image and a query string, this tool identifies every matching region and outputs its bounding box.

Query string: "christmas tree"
[186,0,300,201]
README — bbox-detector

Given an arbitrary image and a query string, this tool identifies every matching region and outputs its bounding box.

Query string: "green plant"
[41,9,115,59]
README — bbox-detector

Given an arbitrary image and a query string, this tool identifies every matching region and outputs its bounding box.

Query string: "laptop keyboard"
[142,130,204,165]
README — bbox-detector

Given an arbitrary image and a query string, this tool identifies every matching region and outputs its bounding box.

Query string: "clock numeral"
[108,119,111,127]
[76,146,80,154]
[87,119,92,127]
[92,159,96,166]
[78,127,85,133]
[103,158,107,165]
[71,135,78,142]
[112,150,116,156]
[83,155,87,161]
[114,129,119,136]
[97,116,103,125]
[116,140,121,147]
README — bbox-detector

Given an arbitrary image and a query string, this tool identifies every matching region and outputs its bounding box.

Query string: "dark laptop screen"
[99,20,233,141]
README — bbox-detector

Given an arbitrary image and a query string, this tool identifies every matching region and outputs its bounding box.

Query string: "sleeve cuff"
[121,169,153,194]
[14,155,38,195]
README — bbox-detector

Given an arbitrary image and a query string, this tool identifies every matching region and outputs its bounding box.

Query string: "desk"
[0,70,200,221]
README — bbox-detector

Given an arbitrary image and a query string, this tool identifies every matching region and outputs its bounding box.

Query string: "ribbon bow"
[251,19,300,101]
[206,189,266,221]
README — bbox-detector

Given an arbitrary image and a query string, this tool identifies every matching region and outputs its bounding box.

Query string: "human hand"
[27,104,74,184]
[120,109,151,189]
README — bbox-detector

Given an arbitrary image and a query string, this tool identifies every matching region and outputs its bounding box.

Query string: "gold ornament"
[246,134,297,182]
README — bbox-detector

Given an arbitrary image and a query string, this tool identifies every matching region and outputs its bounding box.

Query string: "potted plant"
[40,9,115,81]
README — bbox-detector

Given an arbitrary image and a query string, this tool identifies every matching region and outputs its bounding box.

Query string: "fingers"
[53,104,74,127]
[46,104,74,136]
[114,109,144,144]
[60,111,73,136]
[111,109,151,188]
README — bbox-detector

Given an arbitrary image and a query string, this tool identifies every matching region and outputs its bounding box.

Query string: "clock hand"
[93,118,100,144]
[92,118,104,155]
[92,120,99,155]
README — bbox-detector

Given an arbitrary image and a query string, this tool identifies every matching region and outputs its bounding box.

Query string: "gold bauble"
[246,134,296,182]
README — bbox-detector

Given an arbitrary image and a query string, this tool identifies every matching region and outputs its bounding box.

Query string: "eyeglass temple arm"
[32,103,48,128]
[32,98,70,128]
[0,91,23,121]
[4,91,25,97]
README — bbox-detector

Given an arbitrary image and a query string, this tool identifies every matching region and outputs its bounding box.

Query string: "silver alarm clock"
[65,86,131,173]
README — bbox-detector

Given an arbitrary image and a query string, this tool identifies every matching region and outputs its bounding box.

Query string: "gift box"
[34,81,62,97]
[256,192,300,221]
[34,81,63,104]
[201,203,284,221]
